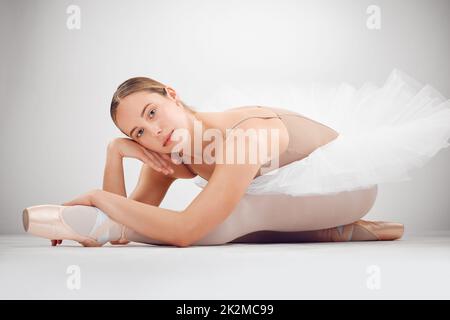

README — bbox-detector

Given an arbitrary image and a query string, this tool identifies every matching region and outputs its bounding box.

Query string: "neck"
[179,111,222,164]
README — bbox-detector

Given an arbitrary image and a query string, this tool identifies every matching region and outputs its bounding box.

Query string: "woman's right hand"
[108,138,174,175]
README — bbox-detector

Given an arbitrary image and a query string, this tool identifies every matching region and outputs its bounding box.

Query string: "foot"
[350,219,404,241]
[23,205,129,247]
[310,219,404,242]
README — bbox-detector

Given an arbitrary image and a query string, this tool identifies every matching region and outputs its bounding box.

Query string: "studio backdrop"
[0,0,449,234]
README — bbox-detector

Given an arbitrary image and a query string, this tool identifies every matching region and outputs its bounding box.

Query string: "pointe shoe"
[22,204,125,247]
[352,219,405,241]
[312,220,404,242]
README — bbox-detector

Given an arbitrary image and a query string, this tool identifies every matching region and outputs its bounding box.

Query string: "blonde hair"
[110,76,196,129]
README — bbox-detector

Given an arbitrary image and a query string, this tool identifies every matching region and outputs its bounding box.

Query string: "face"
[115,88,190,153]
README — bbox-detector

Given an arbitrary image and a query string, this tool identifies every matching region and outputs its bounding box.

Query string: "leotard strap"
[229,106,282,130]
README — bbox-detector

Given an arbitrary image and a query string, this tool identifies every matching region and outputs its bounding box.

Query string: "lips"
[163,129,174,147]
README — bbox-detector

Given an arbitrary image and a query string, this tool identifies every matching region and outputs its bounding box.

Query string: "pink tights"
[123,185,379,245]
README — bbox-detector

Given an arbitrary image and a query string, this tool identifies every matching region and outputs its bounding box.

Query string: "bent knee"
[347,184,378,222]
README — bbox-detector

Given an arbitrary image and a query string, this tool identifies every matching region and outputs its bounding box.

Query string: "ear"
[165,87,184,108]
[164,86,179,101]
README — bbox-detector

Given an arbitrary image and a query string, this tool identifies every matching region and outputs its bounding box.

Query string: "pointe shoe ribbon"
[330,224,354,242]
[307,224,354,242]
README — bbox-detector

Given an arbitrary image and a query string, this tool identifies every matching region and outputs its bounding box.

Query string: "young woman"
[23,69,450,247]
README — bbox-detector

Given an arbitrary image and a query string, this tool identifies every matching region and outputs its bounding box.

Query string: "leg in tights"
[193,184,378,245]
[59,185,379,246]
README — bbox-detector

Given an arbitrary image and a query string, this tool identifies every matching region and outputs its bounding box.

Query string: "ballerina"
[23,69,450,247]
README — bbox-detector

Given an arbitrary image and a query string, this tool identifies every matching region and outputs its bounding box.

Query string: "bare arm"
[89,144,194,247]
[103,143,174,206]
[102,144,127,197]
[89,147,260,247]
[103,139,184,204]
[101,141,180,245]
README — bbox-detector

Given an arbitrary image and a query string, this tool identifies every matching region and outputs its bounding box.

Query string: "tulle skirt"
[193,69,450,196]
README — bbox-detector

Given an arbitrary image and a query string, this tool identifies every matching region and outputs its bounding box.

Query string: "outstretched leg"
[25,184,403,246]
[115,184,384,245]
[229,219,403,243]
[109,184,402,245]
[193,184,383,245]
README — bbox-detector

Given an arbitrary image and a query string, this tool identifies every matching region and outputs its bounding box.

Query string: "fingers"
[142,150,165,173]
[142,149,174,175]
[79,241,89,247]
[153,152,175,174]
[145,150,165,169]
[110,240,130,245]
[160,152,174,162]
[50,239,94,248]
[51,239,63,246]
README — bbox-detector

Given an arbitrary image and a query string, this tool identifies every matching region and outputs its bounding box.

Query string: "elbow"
[173,212,198,248]
[174,237,192,248]
[174,230,193,248]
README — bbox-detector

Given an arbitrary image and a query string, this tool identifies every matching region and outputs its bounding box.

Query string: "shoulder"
[225,112,290,156]
[214,116,288,171]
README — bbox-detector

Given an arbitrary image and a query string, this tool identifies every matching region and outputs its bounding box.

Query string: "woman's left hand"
[61,189,100,207]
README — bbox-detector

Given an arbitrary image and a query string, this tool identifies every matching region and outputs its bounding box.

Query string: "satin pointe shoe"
[351,219,405,241]
[22,204,129,247]
[308,219,405,242]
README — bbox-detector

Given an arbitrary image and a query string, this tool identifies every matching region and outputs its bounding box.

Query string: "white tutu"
[192,69,450,196]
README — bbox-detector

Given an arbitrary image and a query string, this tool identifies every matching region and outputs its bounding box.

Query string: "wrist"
[89,189,104,206]
[106,145,123,161]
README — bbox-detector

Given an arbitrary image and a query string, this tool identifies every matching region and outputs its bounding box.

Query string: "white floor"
[0,233,449,300]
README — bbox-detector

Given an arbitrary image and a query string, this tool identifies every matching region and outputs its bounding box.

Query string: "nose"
[148,123,162,136]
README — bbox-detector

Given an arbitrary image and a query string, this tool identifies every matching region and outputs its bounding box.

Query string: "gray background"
[0,0,449,234]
